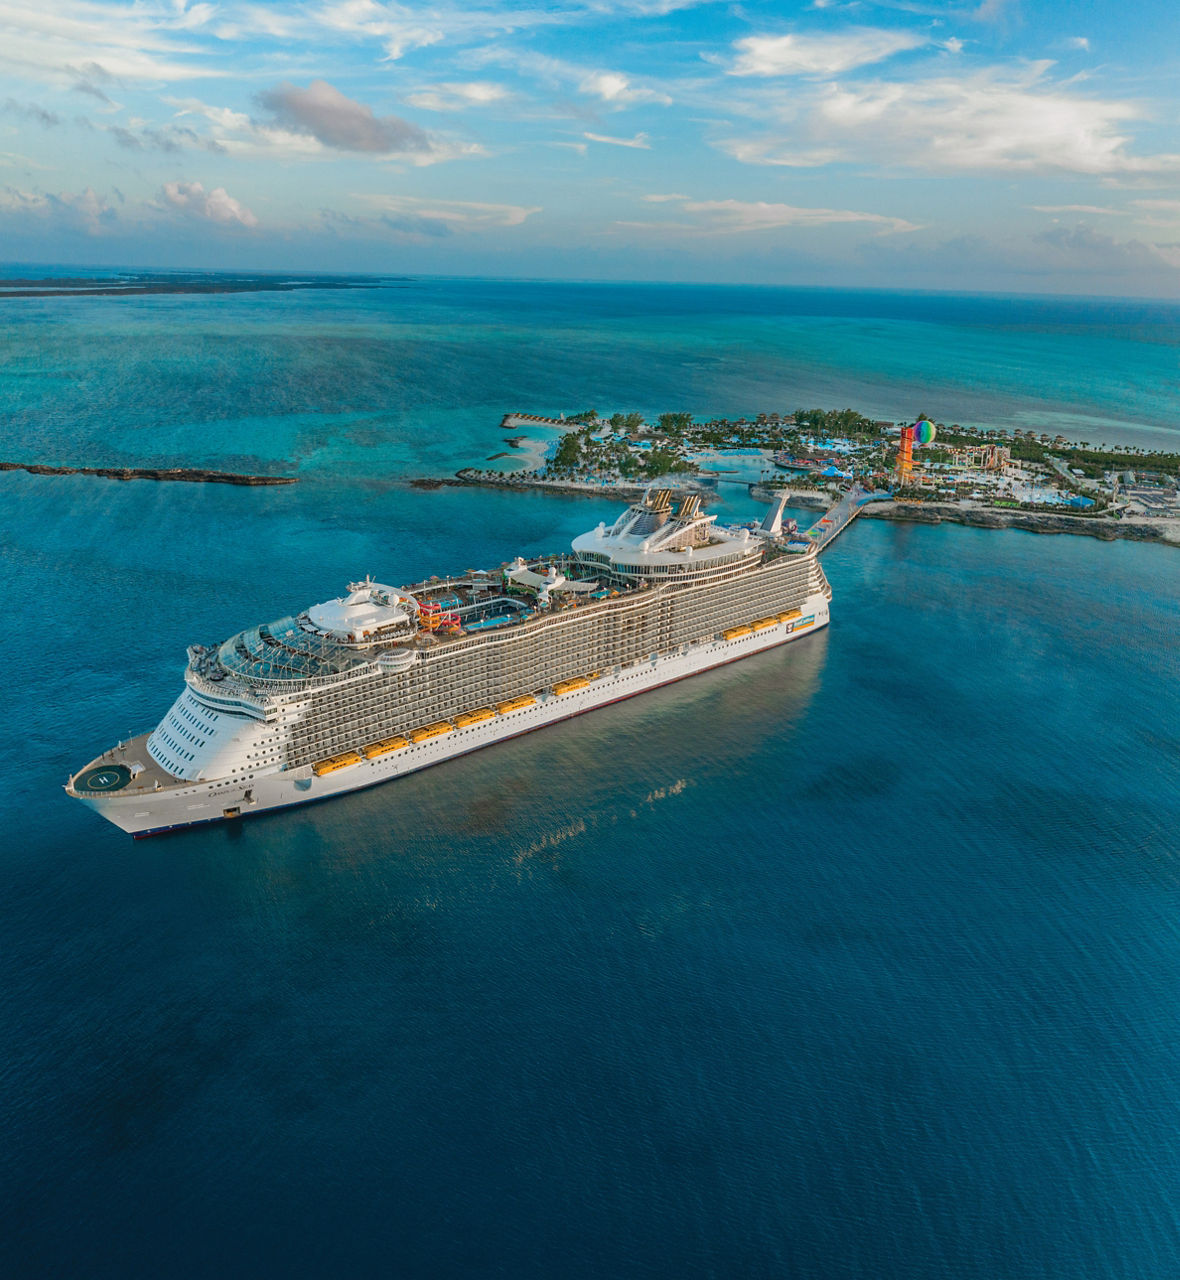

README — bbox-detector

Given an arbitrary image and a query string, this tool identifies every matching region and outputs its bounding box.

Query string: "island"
[427,407,1180,546]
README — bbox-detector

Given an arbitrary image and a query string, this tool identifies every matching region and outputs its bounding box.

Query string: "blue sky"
[2,0,1180,293]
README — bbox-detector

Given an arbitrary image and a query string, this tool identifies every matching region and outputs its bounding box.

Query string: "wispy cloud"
[353,193,540,233]
[584,131,651,148]
[108,121,223,153]
[0,0,226,83]
[404,81,509,112]
[719,64,1180,176]
[1128,199,1180,227]
[1032,204,1124,215]
[3,98,59,126]
[166,92,481,166]
[469,47,672,111]
[725,28,929,77]
[622,194,917,235]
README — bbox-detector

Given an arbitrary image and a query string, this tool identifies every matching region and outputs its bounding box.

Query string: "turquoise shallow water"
[3,278,1180,1278]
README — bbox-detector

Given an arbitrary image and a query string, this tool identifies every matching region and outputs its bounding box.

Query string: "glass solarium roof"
[215,615,374,684]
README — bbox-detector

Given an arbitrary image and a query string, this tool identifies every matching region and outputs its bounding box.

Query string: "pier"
[793,485,893,553]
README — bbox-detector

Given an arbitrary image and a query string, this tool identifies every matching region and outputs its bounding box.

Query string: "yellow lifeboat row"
[324,698,539,770]
[454,707,496,728]
[319,671,622,773]
[721,610,807,641]
[410,721,454,744]
[496,695,537,714]
[313,751,363,777]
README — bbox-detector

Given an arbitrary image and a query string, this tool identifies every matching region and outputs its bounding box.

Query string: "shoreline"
[748,483,1179,544]
[416,470,1180,545]
[0,462,297,486]
[859,500,1176,543]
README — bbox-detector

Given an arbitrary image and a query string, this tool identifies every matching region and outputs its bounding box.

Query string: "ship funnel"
[676,493,701,521]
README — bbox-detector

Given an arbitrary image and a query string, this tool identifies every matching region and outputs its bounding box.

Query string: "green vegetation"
[657,412,693,432]
[793,408,877,438]
[553,433,583,469]
[609,412,645,429]
[1055,445,1180,477]
[917,420,1179,477]
[644,447,694,477]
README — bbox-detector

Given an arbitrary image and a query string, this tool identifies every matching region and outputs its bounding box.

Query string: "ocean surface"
[3,276,1180,1278]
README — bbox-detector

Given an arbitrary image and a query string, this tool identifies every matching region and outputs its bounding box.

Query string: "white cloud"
[332,10,443,59]
[682,197,917,233]
[621,194,917,235]
[225,0,712,64]
[642,192,690,201]
[470,47,671,112]
[0,1,226,83]
[584,131,651,148]
[404,81,509,112]
[1032,204,1124,215]
[578,70,671,107]
[0,181,115,231]
[353,193,540,232]
[166,93,482,166]
[1065,36,1090,51]
[719,64,1180,175]
[160,179,257,227]
[727,28,928,77]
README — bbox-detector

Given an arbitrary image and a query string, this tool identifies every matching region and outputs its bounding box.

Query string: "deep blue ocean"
[3,276,1180,1278]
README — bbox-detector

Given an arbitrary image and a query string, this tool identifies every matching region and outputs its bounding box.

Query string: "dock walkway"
[792,485,892,553]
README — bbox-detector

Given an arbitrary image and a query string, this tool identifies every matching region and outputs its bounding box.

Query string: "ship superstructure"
[67,489,831,836]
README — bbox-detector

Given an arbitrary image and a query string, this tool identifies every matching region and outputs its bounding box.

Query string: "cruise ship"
[67,488,831,836]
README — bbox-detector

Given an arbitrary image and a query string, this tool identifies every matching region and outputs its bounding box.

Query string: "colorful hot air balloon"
[912,419,937,446]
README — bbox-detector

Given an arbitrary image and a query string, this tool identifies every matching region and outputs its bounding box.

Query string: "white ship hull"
[76,595,829,838]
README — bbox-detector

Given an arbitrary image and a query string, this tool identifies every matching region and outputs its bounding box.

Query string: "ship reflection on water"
[236,625,829,888]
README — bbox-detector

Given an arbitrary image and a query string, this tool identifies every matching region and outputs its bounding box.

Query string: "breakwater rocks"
[0,462,297,486]
[418,470,646,499]
[499,413,571,430]
[446,468,722,500]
